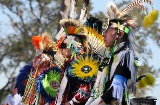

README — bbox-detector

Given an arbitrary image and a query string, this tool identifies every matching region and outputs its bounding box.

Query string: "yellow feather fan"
[83,26,108,58]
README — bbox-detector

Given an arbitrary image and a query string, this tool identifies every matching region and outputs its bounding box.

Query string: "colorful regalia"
[16,33,63,105]
[54,17,108,105]
[15,0,158,105]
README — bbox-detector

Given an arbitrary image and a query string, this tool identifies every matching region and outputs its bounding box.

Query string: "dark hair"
[59,42,67,49]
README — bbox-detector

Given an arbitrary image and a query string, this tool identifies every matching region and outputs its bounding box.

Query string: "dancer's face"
[103,27,117,47]
[62,48,71,59]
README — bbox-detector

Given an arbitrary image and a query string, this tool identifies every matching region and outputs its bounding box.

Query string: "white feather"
[55,27,65,40]
[70,0,77,19]
[79,8,87,24]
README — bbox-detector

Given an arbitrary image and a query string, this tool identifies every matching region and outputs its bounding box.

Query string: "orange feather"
[68,26,76,34]
[32,36,42,50]
[57,36,65,48]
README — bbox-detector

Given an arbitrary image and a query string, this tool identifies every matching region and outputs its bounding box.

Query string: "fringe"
[112,84,123,102]
[119,50,137,90]
[109,49,137,93]
[109,76,127,102]
[128,28,138,57]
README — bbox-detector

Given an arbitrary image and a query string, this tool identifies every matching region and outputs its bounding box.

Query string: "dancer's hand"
[33,53,50,68]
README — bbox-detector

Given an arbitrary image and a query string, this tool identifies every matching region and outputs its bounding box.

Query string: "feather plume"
[83,17,109,58]
[149,10,159,21]
[59,19,82,35]
[143,10,159,28]
[136,73,156,88]
[57,36,66,49]
[121,0,152,15]
[79,0,90,23]
[42,33,57,52]
[42,33,52,46]
[79,7,87,23]
[59,19,80,28]
[143,73,156,86]
[120,14,137,28]
[16,63,32,96]
[106,1,122,19]
[32,36,43,50]
[70,0,78,19]
[32,33,56,54]
[136,4,146,12]
[55,27,65,40]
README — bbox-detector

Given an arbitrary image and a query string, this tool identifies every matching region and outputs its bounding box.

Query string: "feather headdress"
[104,0,137,31]
[120,0,158,28]
[55,0,90,40]
[104,0,158,30]
[59,19,83,35]
[70,0,89,21]
[103,0,159,57]
[32,33,57,56]
[58,18,87,57]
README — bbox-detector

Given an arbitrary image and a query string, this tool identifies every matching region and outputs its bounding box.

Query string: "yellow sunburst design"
[72,57,99,80]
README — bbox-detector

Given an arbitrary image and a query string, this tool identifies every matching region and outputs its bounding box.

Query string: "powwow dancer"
[54,0,112,104]
[16,33,63,105]
[86,0,158,105]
